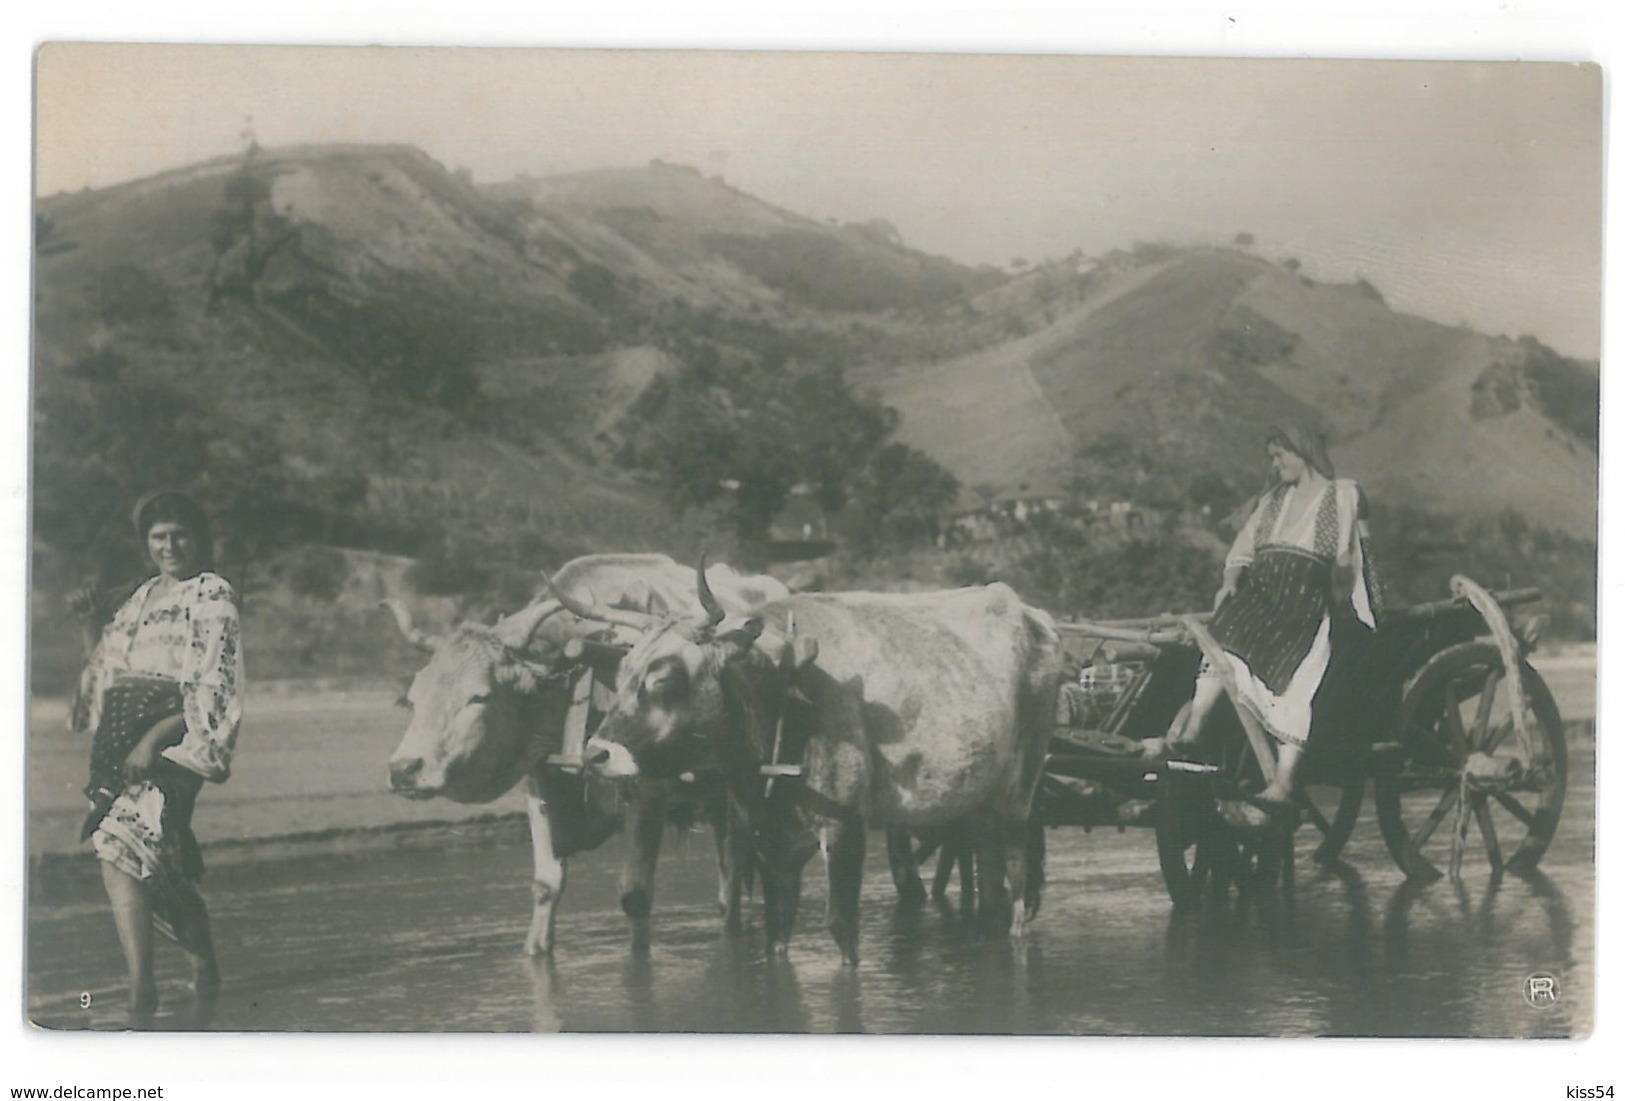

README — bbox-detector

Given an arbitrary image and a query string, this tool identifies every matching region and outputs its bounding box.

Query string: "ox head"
[384,596,635,803]
[592,557,816,780]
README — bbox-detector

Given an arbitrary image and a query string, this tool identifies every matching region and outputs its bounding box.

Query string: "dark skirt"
[81,676,185,841]
[1209,548,1332,695]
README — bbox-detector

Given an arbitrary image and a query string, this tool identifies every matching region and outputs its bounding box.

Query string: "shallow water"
[28,747,1593,1037]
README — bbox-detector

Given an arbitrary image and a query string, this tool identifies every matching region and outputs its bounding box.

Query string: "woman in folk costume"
[1148,424,1382,809]
[72,491,243,1029]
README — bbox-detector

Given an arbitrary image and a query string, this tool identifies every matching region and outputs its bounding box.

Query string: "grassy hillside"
[860,245,1597,539]
[30,144,1599,693]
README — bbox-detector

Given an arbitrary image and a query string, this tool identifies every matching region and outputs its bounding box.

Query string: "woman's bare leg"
[1145,677,1226,758]
[1259,742,1304,803]
[181,913,220,1030]
[99,862,156,1028]
[1177,677,1225,743]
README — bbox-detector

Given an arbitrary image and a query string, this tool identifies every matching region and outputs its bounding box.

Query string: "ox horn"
[541,569,659,632]
[695,548,725,627]
[494,597,567,652]
[381,599,440,653]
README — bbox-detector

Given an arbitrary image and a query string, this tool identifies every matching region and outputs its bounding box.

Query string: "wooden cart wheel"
[1297,763,1365,864]
[1374,641,1567,882]
[1155,706,1279,906]
[1156,765,1229,907]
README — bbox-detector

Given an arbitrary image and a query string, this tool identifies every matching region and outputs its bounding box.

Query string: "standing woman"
[72,491,243,1029]
[1148,425,1381,811]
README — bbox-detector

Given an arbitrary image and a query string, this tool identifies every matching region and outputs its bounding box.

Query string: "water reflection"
[763,956,811,1034]
[525,957,562,1033]
[29,812,1592,1037]
[827,967,863,1034]
[1379,870,1579,1036]
[620,952,658,1033]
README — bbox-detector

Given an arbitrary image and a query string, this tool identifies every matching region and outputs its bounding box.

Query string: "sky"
[35,45,1604,358]
[7,2,1625,1095]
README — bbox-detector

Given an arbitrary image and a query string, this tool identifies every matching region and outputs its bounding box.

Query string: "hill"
[29,142,1599,689]
[30,143,1006,684]
[858,246,1598,538]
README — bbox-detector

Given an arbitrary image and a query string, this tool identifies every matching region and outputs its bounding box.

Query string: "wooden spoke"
[1441,678,1468,752]
[1470,668,1502,749]
[1378,641,1569,881]
[1473,795,1504,873]
[1301,798,1333,836]
[1490,789,1539,830]
[1411,784,1461,850]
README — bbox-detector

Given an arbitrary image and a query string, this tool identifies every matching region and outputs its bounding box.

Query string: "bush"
[276,544,348,600]
[409,536,492,596]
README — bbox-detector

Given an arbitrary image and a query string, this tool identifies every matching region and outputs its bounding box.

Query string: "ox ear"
[716,614,765,649]
[775,635,818,670]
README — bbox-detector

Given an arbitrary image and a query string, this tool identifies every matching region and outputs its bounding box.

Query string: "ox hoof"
[896,877,927,910]
[977,894,1015,937]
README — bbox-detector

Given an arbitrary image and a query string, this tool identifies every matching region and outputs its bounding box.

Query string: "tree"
[617,354,950,565]
[208,140,297,304]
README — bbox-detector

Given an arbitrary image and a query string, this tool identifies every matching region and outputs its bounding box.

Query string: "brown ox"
[384,553,787,954]
[592,566,1063,964]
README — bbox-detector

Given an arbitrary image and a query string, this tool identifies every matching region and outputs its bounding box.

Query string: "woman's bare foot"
[187,957,220,1030]
[1256,785,1291,805]
[127,987,157,1030]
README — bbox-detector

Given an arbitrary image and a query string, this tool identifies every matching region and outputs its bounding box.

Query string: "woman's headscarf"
[1220,423,1336,532]
[1265,423,1336,481]
[131,490,215,571]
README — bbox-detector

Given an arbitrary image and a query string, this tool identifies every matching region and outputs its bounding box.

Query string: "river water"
[27,749,1594,1037]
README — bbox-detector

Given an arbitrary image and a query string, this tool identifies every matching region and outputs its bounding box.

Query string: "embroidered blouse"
[73,572,244,782]
[1224,478,1380,630]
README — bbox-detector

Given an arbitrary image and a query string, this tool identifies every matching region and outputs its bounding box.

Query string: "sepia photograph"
[17,26,1606,1075]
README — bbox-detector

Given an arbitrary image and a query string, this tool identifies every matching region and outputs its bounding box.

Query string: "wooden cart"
[1041,575,1568,905]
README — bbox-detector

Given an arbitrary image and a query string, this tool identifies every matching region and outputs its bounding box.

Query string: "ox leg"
[886,827,928,908]
[955,827,977,912]
[619,783,668,953]
[1022,815,1046,923]
[823,818,866,967]
[1004,818,1035,938]
[930,829,957,903]
[760,804,814,956]
[522,775,566,956]
[762,858,804,957]
[971,814,1014,936]
[714,799,752,935]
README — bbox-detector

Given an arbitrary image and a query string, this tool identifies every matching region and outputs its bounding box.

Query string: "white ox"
[591,566,1064,964]
[384,553,788,954]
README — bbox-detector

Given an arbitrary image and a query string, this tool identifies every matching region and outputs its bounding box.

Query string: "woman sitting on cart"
[1146,423,1382,811]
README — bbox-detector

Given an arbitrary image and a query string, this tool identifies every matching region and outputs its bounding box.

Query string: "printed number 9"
[80,992,92,1009]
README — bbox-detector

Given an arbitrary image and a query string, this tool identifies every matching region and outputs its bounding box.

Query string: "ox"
[384,553,788,954]
[591,566,1064,965]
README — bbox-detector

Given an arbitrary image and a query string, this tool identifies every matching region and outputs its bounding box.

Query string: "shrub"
[277,544,348,600]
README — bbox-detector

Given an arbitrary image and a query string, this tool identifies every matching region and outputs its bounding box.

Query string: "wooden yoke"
[547,667,595,771]
[1180,616,1277,785]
